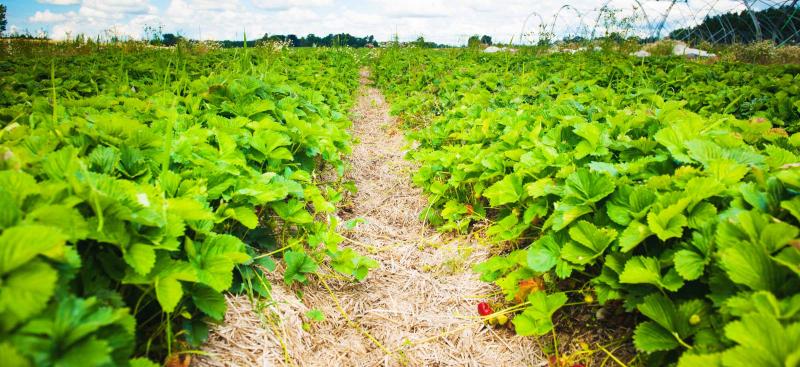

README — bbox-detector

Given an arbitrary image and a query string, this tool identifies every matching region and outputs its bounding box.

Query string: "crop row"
[374,49,800,366]
[0,47,370,366]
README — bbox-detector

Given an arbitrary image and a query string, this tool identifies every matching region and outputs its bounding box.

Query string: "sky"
[3,0,757,45]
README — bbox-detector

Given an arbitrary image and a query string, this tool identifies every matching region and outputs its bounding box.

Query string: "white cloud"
[30,0,753,44]
[368,0,451,18]
[251,0,333,11]
[36,0,81,5]
[79,0,156,19]
[29,10,74,23]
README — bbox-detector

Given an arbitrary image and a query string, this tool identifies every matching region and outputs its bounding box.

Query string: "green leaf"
[633,321,680,353]
[0,225,67,274]
[0,260,58,329]
[0,171,39,207]
[647,199,689,241]
[760,222,798,253]
[486,211,527,241]
[130,358,160,367]
[183,318,209,347]
[512,291,567,336]
[0,343,31,367]
[725,291,790,318]
[284,250,318,285]
[673,249,706,281]
[607,186,657,226]
[707,159,749,186]
[155,275,183,313]
[687,201,717,230]
[191,284,227,320]
[638,293,679,332]
[619,256,684,292]
[483,174,524,207]
[563,168,615,204]
[722,314,800,367]
[719,239,783,291]
[562,221,616,265]
[24,205,89,242]
[273,199,313,224]
[548,202,592,231]
[235,181,289,204]
[527,235,559,272]
[773,246,800,276]
[227,206,259,229]
[525,177,555,199]
[619,221,652,252]
[677,353,723,367]
[328,247,379,281]
[781,197,800,223]
[306,309,325,322]
[251,130,293,161]
[193,235,249,291]
[166,198,215,221]
[124,243,156,276]
[55,337,111,367]
[0,188,21,230]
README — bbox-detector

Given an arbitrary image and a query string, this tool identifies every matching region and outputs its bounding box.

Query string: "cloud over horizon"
[10,0,756,45]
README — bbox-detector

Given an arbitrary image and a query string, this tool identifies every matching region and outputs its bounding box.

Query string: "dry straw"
[196,70,543,367]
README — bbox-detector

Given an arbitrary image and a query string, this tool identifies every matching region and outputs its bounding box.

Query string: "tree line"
[153,32,378,48]
[670,5,800,44]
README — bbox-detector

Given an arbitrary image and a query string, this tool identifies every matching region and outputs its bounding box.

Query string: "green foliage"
[512,291,567,336]
[0,46,370,364]
[374,48,800,366]
[0,5,6,36]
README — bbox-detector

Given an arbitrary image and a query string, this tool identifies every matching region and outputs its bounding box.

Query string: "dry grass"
[195,70,543,367]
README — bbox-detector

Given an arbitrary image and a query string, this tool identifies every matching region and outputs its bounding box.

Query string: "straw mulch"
[195,70,544,367]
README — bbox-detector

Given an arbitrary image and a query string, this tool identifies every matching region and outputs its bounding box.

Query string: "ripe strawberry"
[477,301,493,316]
[571,364,586,367]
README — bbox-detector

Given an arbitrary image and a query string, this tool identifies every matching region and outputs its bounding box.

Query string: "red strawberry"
[477,301,493,316]
[571,364,586,367]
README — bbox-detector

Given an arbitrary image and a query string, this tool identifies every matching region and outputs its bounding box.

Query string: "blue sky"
[3,0,753,44]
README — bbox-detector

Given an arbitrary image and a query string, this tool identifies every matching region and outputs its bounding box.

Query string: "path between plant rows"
[197,69,541,366]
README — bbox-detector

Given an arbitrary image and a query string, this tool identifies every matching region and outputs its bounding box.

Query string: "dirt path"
[198,70,541,366]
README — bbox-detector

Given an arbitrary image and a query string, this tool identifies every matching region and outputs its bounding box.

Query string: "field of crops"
[1,42,799,367]
[374,49,800,366]
[0,45,378,366]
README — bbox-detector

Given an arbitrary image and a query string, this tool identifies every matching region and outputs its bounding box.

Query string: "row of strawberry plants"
[374,49,800,366]
[0,46,372,366]
[375,49,800,132]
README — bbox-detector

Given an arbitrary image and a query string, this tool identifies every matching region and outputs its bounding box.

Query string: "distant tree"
[670,5,800,44]
[0,4,7,36]
[305,33,320,46]
[287,34,299,46]
[467,35,481,47]
[220,33,377,48]
[480,35,492,45]
[162,33,181,46]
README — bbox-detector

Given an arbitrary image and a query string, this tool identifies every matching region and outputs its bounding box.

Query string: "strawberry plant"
[374,48,800,366]
[0,44,374,365]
